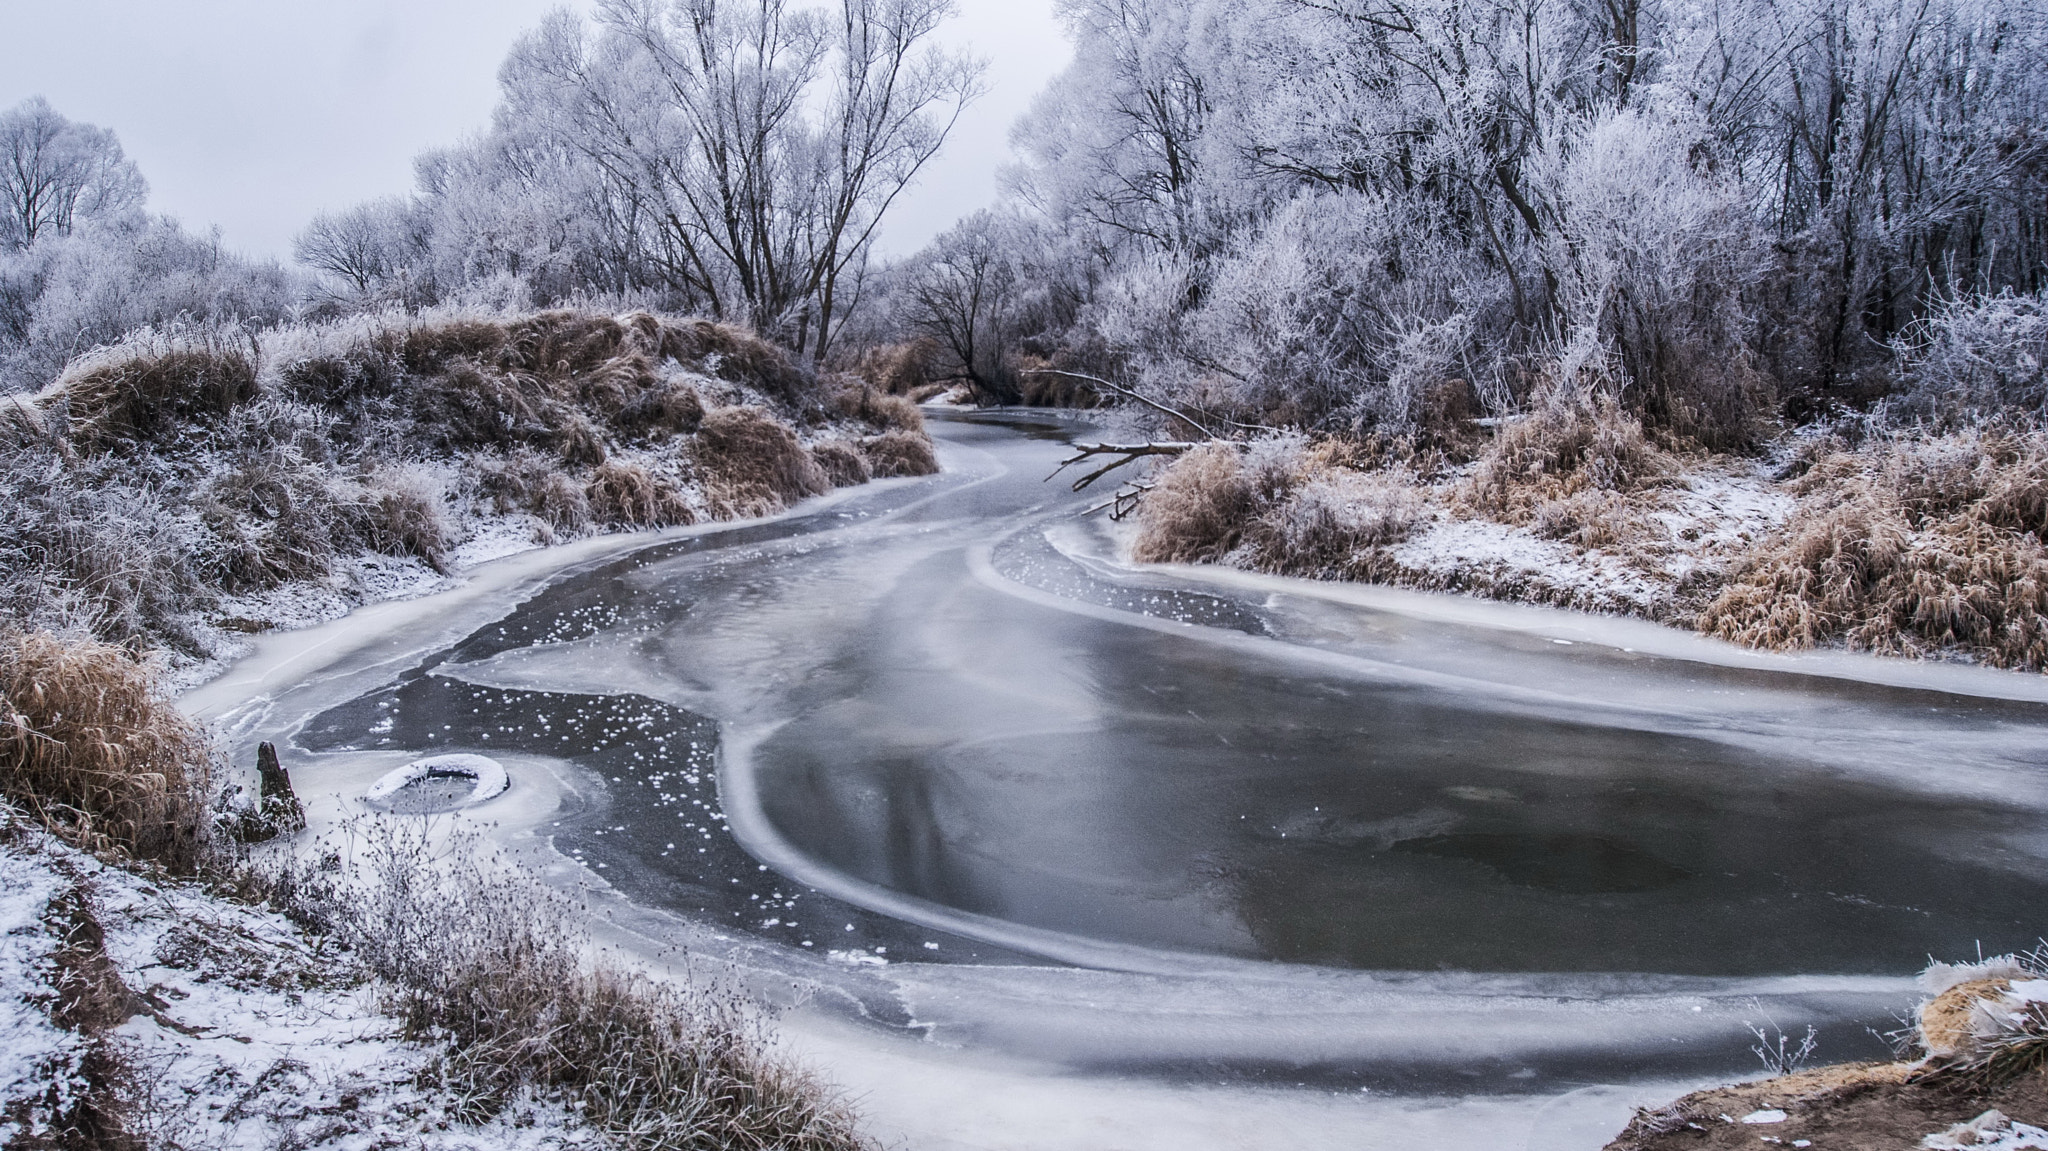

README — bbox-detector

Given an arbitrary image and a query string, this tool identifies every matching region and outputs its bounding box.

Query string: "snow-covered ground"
[1367,458,1795,620]
[0,824,604,1149]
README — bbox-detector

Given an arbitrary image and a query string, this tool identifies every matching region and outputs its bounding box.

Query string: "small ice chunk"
[363,753,509,807]
[1741,1110,1788,1125]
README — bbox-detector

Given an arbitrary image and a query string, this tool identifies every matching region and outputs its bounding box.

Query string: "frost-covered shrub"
[1,217,297,393]
[1531,110,1767,450]
[1895,290,2048,419]
[1180,191,1496,433]
[0,445,210,648]
[260,818,871,1149]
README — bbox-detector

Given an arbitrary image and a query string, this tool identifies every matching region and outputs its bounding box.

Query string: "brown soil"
[1605,1062,2048,1150]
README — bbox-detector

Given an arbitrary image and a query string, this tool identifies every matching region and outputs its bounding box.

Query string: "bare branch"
[1046,440,1200,492]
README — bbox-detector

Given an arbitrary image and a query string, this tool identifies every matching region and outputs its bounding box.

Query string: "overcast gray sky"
[0,0,1070,261]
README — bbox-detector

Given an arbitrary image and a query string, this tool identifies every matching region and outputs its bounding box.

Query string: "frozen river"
[191,410,2048,1147]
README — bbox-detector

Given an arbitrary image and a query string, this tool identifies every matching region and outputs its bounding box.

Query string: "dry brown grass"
[695,407,829,517]
[1462,394,1670,519]
[831,382,926,434]
[1245,470,1423,577]
[659,318,814,402]
[0,628,213,872]
[1132,442,1257,563]
[850,338,940,395]
[858,430,939,478]
[586,462,694,527]
[1134,437,1426,576]
[51,334,258,453]
[1701,426,2048,669]
[810,440,872,488]
[618,381,706,438]
[360,467,454,570]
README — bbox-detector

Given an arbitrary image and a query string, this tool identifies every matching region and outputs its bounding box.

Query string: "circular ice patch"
[364,754,509,813]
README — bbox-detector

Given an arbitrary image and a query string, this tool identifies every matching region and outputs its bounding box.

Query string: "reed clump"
[586,462,694,527]
[859,430,939,478]
[1132,442,1259,564]
[0,627,212,872]
[1701,425,2048,669]
[694,407,829,517]
[1462,393,1670,519]
[810,440,872,488]
[50,331,258,453]
[832,382,926,435]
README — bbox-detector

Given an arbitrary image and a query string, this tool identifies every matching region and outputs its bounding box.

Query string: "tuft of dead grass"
[850,338,939,396]
[50,332,258,454]
[1245,470,1423,577]
[660,318,815,402]
[1462,393,1670,520]
[1701,425,2048,669]
[0,628,213,872]
[858,430,939,478]
[810,440,872,488]
[831,382,926,435]
[618,381,706,438]
[586,462,694,527]
[1132,442,1257,564]
[694,407,829,517]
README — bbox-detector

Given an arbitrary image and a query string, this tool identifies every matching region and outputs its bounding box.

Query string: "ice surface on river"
[225,410,2048,1106]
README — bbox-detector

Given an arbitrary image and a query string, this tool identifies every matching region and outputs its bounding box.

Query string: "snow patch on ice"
[365,753,510,807]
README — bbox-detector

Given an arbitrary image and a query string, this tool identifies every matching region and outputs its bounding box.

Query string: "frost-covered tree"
[0,98,147,251]
[956,0,2048,437]
[487,0,983,357]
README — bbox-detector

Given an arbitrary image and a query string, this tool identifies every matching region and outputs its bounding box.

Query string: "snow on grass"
[1388,511,1670,613]
[0,848,75,1140]
[0,830,609,1150]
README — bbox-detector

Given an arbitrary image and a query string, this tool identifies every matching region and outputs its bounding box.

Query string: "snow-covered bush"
[1895,290,2048,419]
[1530,109,1767,450]
[263,818,871,1149]
[1,218,297,393]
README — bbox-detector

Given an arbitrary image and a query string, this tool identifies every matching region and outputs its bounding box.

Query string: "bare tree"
[0,98,147,250]
[294,198,421,298]
[503,0,983,360]
[905,211,1021,401]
